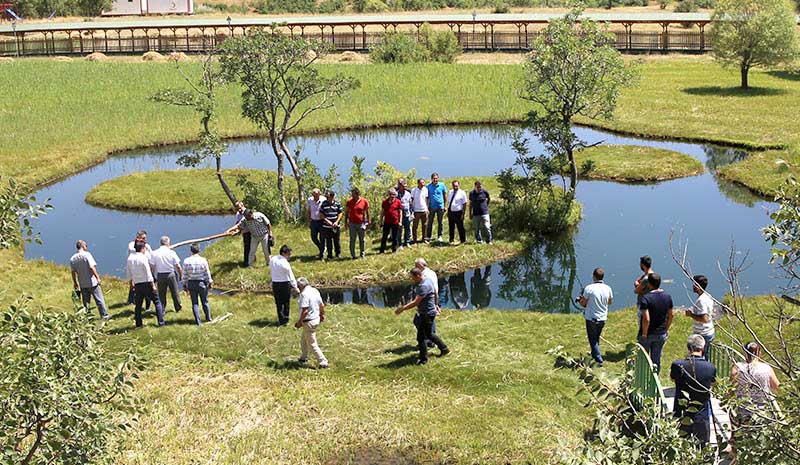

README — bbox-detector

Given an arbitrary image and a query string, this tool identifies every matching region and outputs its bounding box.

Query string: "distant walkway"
[0,12,723,57]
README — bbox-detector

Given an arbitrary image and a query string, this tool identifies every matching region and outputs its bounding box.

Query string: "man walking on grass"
[270,245,299,326]
[70,240,109,320]
[295,277,329,369]
[346,187,370,259]
[395,268,450,365]
[127,241,165,328]
[447,180,467,244]
[150,236,183,313]
[307,188,325,260]
[182,243,213,326]
[469,181,493,244]
[578,267,613,367]
[425,173,448,243]
[638,273,674,373]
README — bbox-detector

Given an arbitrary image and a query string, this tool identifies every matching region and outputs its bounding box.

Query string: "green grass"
[717,149,795,198]
[0,245,704,465]
[4,59,800,197]
[575,145,704,182]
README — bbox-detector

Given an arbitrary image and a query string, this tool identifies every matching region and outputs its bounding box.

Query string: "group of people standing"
[576,255,779,449]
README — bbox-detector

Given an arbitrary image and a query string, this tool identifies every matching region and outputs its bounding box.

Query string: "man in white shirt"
[150,236,183,312]
[414,257,440,348]
[447,180,468,244]
[410,178,429,244]
[578,267,613,367]
[227,209,272,267]
[126,241,165,328]
[182,243,213,325]
[270,244,299,326]
[307,189,325,260]
[294,277,329,368]
[686,274,715,360]
[126,230,152,308]
[70,240,109,320]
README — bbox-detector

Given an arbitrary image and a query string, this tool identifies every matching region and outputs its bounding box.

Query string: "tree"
[219,29,360,221]
[710,0,799,89]
[0,176,51,249]
[0,298,140,465]
[150,55,238,208]
[520,7,637,194]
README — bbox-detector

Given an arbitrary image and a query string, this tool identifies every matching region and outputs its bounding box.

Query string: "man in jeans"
[410,178,428,244]
[425,173,448,243]
[380,187,402,253]
[396,178,413,248]
[395,268,450,365]
[469,181,493,244]
[346,187,370,259]
[126,241,165,328]
[149,236,183,312]
[69,240,109,320]
[294,277,329,369]
[307,188,324,260]
[182,243,213,326]
[578,267,613,367]
[638,273,674,372]
[320,190,343,259]
[686,274,715,360]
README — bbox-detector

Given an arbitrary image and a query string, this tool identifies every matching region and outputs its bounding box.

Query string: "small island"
[574,145,705,183]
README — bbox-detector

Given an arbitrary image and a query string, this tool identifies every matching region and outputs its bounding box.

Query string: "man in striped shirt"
[227,209,272,267]
[182,243,213,326]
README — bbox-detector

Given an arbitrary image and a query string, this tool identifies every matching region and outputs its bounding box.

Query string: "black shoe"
[426,341,435,349]
[415,359,428,365]
[440,348,451,357]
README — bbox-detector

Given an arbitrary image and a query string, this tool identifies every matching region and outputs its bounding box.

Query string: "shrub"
[419,23,462,63]
[236,172,288,225]
[15,0,111,18]
[492,1,511,12]
[318,0,345,13]
[251,0,315,13]
[370,32,430,63]
[0,297,140,465]
[347,156,415,231]
[674,0,697,12]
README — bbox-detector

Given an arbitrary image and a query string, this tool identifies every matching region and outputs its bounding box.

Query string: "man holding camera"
[578,268,613,367]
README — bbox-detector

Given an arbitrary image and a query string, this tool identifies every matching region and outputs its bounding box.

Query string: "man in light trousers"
[469,180,493,244]
[295,277,329,368]
[150,236,183,312]
[70,239,109,320]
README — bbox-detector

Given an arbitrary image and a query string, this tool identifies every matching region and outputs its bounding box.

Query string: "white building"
[103,0,193,16]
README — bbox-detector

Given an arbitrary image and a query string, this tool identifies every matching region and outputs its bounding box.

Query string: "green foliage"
[347,156,415,230]
[0,297,140,465]
[521,6,638,193]
[674,0,698,11]
[318,0,346,12]
[251,0,315,13]
[763,177,800,278]
[15,0,110,18]
[710,0,800,88]
[549,347,716,465]
[492,1,511,13]
[297,155,340,223]
[235,171,288,225]
[371,24,462,64]
[0,177,51,249]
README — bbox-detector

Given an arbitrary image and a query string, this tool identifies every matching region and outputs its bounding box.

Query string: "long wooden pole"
[170,232,231,249]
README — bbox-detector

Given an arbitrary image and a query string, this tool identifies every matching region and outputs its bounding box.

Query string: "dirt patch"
[167,52,190,62]
[142,51,166,62]
[325,447,419,465]
[85,52,107,62]
[0,57,13,63]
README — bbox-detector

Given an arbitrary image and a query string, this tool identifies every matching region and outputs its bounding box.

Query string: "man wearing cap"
[307,188,325,260]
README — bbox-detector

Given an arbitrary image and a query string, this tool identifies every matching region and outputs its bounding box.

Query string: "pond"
[26,124,778,312]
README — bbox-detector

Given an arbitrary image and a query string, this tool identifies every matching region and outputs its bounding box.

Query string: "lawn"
[3,59,800,196]
[0,244,705,465]
[574,145,705,182]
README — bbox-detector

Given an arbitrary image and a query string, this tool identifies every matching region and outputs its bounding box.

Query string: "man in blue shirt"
[425,172,448,243]
[638,273,674,373]
[395,268,450,365]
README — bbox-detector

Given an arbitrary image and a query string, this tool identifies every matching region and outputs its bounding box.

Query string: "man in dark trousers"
[395,268,450,365]
[234,201,250,266]
[126,241,165,328]
[670,335,717,445]
[638,273,673,373]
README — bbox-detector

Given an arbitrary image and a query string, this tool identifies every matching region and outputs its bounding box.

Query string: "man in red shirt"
[380,187,403,254]
[346,187,371,259]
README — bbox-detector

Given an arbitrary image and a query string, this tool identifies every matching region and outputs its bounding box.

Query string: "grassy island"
[574,145,704,182]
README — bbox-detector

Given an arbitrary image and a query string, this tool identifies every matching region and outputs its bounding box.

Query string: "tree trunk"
[270,134,293,221]
[741,63,749,89]
[215,156,238,209]
[567,146,578,194]
[281,139,304,222]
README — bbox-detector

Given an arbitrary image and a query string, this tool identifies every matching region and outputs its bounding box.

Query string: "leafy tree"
[709,0,799,89]
[0,176,51,249]
[219,29,360,221]
[0,298,140,465]
[150,55,238,208]
[15,0,110,18]
[520,7,637,195]
[371,24,462,64]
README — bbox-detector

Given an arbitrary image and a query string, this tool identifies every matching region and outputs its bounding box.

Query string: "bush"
[318,0,345,13]
[370,32,430,63]
[15,0,110,18]
[347,156,415,231]
[0,298,140,465]
[251,0,315,13]
[492,1,511,12]
[674,0,697,12]
[236,172,288,225]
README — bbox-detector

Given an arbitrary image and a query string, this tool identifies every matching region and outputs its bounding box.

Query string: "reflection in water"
[471,266,493,309]
[448,273,469,309]
[498,234,578,313]
[704,147,761,207]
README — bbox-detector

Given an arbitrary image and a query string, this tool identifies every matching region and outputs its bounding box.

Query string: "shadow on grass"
[383,344,417,355]
[109,301,128,310]
[249,318,284,328]
[603,349,630,363]
[767,70,800,82]
[106,318,201,335]
[377,354,418,369]
[215,260,248,274]
[265,359,306,370]
[683,86,788,97]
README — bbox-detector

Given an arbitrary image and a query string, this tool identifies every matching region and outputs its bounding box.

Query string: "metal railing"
[707,342,744,380]
[631,343,670,412]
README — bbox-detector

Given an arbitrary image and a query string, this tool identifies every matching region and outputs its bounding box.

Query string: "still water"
[26,125,777,312]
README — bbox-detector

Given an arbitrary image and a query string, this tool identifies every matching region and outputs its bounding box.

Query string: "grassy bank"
[3,59,800,196]
[0,243,707,464]
[575,145,704,182]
